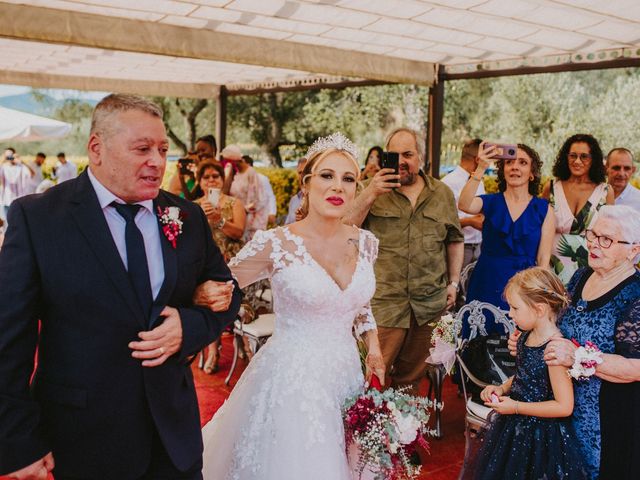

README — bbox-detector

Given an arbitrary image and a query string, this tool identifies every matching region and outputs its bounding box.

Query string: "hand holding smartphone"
[208,188,221,206]
[484,143,517,160]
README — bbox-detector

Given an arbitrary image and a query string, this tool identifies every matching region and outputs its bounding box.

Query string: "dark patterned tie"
[111,202,152,320]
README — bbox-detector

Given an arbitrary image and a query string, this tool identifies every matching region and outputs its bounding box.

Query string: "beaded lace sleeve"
[353,230,379,338]
[228,229,276,289]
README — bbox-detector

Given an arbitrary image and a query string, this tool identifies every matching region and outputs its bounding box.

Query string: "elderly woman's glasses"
[584,229,632,249]
[202,173,221,180]
[568,152,591,162]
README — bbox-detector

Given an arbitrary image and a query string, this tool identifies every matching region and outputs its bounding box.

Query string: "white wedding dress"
[201,226,379,480]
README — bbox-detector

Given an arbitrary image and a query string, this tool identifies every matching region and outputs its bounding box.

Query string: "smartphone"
[208,187,221,206]
[485,143,517,160]
[380,151,399,174]
[178,158,195,175]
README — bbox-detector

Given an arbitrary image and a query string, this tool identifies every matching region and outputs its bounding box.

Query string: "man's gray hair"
[90,93,163,137]
[385,127,426,163]
[605,147,635,164]
[592,205,640,260]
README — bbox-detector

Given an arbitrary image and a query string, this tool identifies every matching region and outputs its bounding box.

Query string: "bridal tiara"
[305,132,359,162]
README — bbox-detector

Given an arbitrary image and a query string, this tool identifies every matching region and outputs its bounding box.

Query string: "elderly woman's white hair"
[591,205,640,262]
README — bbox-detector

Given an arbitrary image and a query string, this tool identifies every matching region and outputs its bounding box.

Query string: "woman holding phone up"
[458,142,555,338]
[194,161,247,373]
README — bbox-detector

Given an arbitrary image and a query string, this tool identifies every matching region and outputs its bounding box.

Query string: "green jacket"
[362,171,463,328]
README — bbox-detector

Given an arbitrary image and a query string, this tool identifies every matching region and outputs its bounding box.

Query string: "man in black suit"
[0,94,242,479]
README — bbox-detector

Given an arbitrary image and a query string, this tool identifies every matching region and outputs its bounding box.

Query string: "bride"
[201,133,385,480]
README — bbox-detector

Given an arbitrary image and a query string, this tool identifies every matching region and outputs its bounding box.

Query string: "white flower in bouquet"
[391,408,421,445]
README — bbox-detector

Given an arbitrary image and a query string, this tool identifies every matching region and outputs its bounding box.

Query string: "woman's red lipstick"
[326,196,344,206]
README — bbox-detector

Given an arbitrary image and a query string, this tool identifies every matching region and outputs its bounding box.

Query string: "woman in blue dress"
[525,205,640,479]
[458,142,555,338]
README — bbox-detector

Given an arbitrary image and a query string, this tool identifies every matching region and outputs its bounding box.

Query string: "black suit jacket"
[0,171,242,478]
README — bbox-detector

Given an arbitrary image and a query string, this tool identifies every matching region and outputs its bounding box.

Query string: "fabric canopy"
[0,106,72,142]
[0,1,639,96]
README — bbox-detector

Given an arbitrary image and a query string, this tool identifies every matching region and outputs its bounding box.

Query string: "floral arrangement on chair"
[343,375,434,480]
[426,312,462,374]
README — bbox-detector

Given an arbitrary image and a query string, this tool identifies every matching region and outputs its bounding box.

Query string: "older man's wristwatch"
[449,280,459,290]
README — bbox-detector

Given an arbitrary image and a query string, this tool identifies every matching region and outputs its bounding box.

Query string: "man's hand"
[193,280,234,312]
[365,168,401,198]
[362,168,399,200]
[129,307,183,367]
[445,284,457,311]
[7,452,54,480]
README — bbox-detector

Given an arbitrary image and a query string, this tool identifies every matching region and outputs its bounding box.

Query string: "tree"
[152,97,215,155]
[228,91,314,166]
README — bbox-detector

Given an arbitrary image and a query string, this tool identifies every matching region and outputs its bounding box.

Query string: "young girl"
[462,266,588,479]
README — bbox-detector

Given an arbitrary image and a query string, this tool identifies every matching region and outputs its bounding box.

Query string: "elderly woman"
[459,141,555,337]
[540,205,640,479]
[542,134,614,284]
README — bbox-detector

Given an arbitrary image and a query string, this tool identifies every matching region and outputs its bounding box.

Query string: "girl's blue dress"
[463,193,548,338]
[560,268,640,479]
[462,331,588,480]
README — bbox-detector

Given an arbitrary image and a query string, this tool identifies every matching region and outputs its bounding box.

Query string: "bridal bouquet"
[426,312,462,374]
[343,376,434,480]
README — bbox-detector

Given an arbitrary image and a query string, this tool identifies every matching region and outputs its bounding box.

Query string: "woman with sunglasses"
[542,134,614,284]
[511,205,640,479]
[194,161,247,373]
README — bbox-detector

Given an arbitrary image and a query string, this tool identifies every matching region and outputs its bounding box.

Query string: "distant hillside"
[0,92,98,116]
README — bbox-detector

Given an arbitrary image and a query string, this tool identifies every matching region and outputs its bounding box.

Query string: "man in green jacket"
[346,127,464,393]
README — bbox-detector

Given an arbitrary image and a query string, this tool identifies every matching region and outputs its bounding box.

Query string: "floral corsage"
[157,206,184,248]
[567,339,603,380]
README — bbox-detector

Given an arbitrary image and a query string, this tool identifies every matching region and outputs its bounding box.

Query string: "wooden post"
[216,85,228,151]
[426,80,444,178]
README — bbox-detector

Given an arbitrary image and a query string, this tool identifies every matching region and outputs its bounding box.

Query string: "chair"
[456,300,514,458]
[458,261,477,306]
[224,312,275,386]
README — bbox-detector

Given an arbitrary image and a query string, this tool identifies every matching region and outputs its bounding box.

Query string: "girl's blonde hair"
[504,267,570,318]
[297,148,359,219]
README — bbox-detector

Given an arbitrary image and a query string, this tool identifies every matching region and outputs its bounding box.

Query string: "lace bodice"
[229,226,378,339]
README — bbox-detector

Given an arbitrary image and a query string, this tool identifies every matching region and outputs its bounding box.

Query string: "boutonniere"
[157,206,184,248]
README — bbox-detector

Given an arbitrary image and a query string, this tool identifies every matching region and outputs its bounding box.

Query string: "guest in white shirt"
[55,152,78,183]
[285,158,307,225]
[441,138,485,268]
[243,155,277,225]
[0,150,33,223]
[606,147,640,212]
[26,152,46,194]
